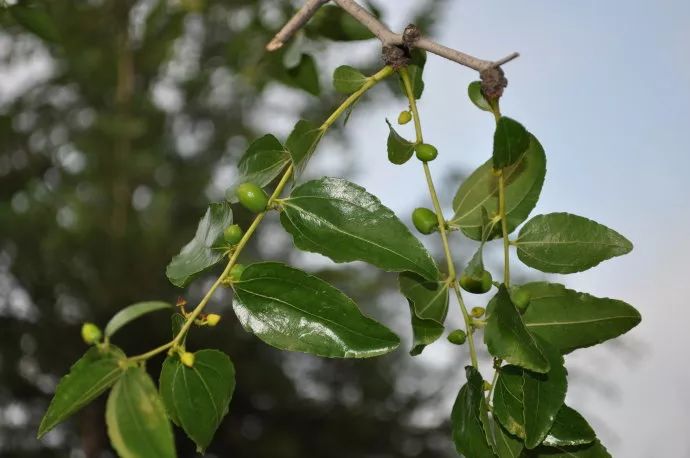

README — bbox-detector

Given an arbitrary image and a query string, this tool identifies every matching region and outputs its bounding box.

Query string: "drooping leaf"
[521,282,640,353]
[451,366,497,458]
[485,286,549,373]
[232,262,400,358]
[451,134,546,240]
[529,440,611,457]
[493,117,530,169]
[522,336,567,449]
[333,65,368,94]
[543,405,596,448]
[492,365,526,439]
[225,134,290,203]
[515,213,633,274]
[285,53,320,96]
[280,177,439,281]
[104,301,172,338]
[166,202,233,287]
[385,119,415,165]
[285,119,323,176]
[159,350,236,453]
[399,272,448,355]
[306,4,375,41]
[38,346,125,438]
[106,366,175,458]
[468,81,493,112]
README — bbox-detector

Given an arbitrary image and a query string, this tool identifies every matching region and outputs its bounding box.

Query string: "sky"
[319,0,690,456]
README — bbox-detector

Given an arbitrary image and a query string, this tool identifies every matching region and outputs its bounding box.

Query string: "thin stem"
[486,359,501,404]
[127,67,394,363]
[399,67,478,368]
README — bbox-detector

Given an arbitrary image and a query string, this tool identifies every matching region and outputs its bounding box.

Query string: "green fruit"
[223,224,244,245]
[460,270,493,294]
[415,143,438,162]
[398,110,412,125]
[81,322,102,344]
[447,329,467,345]
[470,306,486,318]
[229,263,246,281]
[510,287,531,312]
[412,207,439,235]
[235,182,269,213]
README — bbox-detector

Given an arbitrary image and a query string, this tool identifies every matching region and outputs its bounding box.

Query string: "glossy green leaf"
[522,337,567,449]
[10,4,60,42]
[166,202,233,287]
[468,81,493,112]
[543,405,595,448]
[285,119,323,176]
[233,262,400,358]
[399,272,448,355]
[451,134,546,240]
[493,365,526,438]
[225,134,290,203]
[333,65,367,94]
[306,4,375,41]
[451,366,497,458]
[105,301,172,337]
[528,440,611,457]
[385,119,415,165]
[516,213,633,274]
[159,350,236,453]
[521,282,641,353]
[285,53,320,96]
[495,419,524,458]
[106,366,175,458]
[493,117,530,169]
[280,177,439,281]
[485,286,549,373]
[38,346,125,438]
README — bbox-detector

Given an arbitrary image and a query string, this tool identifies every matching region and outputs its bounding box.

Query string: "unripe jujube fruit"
[223,224,244,245]
[447,329,467,345]
[460,270,493,294]
[398,110,412,125]
[415,143,438,162]
[235,182,268,213]
[412,207,439,235]
[81,323,102,344]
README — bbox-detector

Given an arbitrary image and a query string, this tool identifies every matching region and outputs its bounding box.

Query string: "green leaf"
[306,4,375,41]
[159,350,236,453]
[399,49,427,99]
[106,366,175,458]
[529,440,611,457]
[521,282,641,353]
[543,405,595,448]
[485,286,549,373]
[495,420,524,458]
[451,134,546,241]
[385,119,415,165]
[492,365,526,438]
[468,81,493,112]
[515,213,633,274]
[225,134,290,203]
[333,65,367,94]
[522,336,567,449]
[232,262,400,358]
[399,272,448,355]
[38,346,125,438]
[285,119,323,176]
[104,301,172,338]
[166,202,233,288]
[451,366,497,458]
[493,117,531,169]
[280,177,439,281]
[285,53,320,96]
[10,4,60,42]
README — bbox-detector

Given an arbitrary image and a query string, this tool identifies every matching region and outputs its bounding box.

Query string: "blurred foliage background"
[0,0,463,457]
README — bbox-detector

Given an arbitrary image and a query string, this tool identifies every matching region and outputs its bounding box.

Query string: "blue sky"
[325,0,690,456]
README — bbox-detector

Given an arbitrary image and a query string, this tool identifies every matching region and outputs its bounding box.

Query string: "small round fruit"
[180,351,195,367]
[482,380,492,391]
[398,110,412,125]
[510,287,531,312]
[460,270,493,294]
[223,224,244,245]
[229,263,246,281]
[206,313,221,326]
[235,182,269,213]
[415,143,438,162]
[412,207,439,235]
[471,306,486,318]
[447,329,467,345]
[81,323,102,344]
